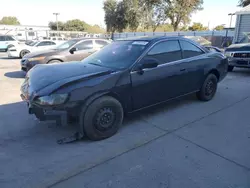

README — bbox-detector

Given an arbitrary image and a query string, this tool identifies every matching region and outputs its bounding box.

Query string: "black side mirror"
[136,61,158,75]
[69,47,77,54]
[141,61,158,69]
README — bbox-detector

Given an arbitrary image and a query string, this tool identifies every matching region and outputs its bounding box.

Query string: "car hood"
[226,43,250,52]
[25,62,113,96]
[23,48,63,58]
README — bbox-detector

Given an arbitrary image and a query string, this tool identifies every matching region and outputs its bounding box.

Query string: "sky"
[0,0,242,29]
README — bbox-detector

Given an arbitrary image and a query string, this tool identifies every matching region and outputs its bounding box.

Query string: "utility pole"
[53,13,60,36]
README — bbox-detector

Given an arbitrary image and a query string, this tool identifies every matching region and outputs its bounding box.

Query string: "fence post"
[126,33,128,38]
[153,32,155,36]
[134,32,136,36]
[194,31,196,36]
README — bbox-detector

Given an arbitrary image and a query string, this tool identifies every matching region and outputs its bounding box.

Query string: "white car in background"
[7,40,58,58]
[0,35,20,52]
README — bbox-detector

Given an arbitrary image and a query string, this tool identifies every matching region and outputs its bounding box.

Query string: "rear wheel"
[80,96,124,141]
[20,50,30,58]
[228,65,234,72]
[196,74,218,101]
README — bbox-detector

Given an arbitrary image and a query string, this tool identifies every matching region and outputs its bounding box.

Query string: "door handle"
[180,68,186,72]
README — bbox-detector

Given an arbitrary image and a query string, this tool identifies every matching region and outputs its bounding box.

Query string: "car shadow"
[232,68,250,76]
[0,57,20,60]
[0,94,197,144]
[4,71,26,78]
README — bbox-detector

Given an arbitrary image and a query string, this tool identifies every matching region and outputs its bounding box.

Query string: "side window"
[37,41,51,46]
[75,40,93,50]
[95,40,109,47]
[49,41,56,45]
[0,36,5,41]
[52,38,56,40]
[28,32,35,37]
[146,40,182,64]
[180,40,204,58]
[6,36,15,41]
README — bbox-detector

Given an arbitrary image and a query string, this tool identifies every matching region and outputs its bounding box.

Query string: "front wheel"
[80,96,124,141]
[196,74,218,101]
[20,50,30,58]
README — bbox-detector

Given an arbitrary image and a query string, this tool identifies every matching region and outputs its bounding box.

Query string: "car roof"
[69,38,111,42]
[116,36,187,42]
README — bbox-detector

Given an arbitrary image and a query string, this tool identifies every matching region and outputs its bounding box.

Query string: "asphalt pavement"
[0,53,249,188]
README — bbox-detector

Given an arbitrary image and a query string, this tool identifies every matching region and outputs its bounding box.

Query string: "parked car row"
[20,36,228,141]
[8,40,58,58]
[20,38,111,71]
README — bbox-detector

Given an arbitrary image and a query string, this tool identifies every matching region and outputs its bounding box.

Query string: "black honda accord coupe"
[21,36,228,141]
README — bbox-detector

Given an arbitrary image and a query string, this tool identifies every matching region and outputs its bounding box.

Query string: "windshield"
[55,40,79,49]
[29,41,38,46]
[81,40,148,69]
[239,33,250,44]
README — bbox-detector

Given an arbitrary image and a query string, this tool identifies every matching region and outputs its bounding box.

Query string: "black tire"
[20,50,30,58]
[47,60,62,64]
[80,96,124,141]
[228,65,234,72]
[196,74,218,101]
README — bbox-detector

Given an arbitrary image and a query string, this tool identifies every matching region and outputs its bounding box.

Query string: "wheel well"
[47,59,63,64]
[104,92,127,112]
[208,69,220,80]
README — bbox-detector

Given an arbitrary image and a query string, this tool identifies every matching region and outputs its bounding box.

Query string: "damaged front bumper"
[29,106,68,127]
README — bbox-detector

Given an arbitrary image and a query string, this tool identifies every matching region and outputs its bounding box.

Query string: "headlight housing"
[34,94,69,106]
[28,56,45,62]
[225,52,234,57]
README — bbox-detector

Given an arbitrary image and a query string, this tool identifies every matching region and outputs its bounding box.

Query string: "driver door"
[67,40,96,61]
[131,40,184,110]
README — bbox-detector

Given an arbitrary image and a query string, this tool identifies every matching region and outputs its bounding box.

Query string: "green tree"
[103,0,118,33]
[0,16,20,25]
[64,19,86,31]
[164,0,203,31]
[238,0,250,7]
[124,0,141,31]
[151,1,167,32]
[188,22,208,31]
[48,21,65,31]
[214,25,224,31]
[116,1,129,32]
[139,0,161,30]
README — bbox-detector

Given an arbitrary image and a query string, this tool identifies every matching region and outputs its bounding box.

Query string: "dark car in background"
[20,38,111,71]
[224,33,250,71]
[21,36,228,141]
